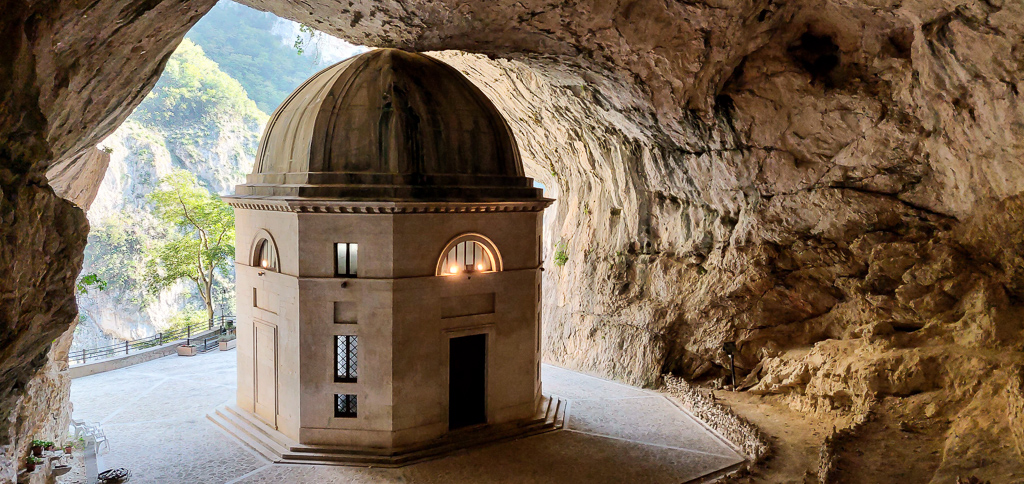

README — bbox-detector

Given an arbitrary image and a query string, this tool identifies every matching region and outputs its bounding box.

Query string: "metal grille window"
[335,394,357,418]
[441,241,494,275]
[335,335,358,382]
[253,238,278,271]
[335,243,358,277]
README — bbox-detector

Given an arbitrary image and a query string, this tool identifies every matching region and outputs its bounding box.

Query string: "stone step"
[279,420,559,467]
[207,407,286,462]
[208,395,568,467]
[221,405,294,450]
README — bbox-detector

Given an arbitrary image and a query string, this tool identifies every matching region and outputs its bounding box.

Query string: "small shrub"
[554,243,569,267]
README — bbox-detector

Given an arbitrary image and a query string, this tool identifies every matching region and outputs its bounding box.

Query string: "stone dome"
[234,48,542,201]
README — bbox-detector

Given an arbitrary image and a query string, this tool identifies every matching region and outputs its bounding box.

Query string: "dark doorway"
[449,334,487,430]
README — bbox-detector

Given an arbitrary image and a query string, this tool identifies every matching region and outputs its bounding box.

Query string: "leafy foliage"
[134,40,264,131]
[293,24,320,57]
[184,2,332,113]
[554,242,569,267]
[165,308,209,333]
[76,274,107,295]
[144,170,235,320]
[83,213,148,304]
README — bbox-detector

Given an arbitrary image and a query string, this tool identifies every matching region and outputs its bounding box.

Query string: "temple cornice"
[222,197,554,214]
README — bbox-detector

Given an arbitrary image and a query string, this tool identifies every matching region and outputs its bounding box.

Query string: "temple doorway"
[449,334,487,430]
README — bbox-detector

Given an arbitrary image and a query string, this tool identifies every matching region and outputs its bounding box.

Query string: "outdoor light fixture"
[477,264,484,271]
[261,259,269,269]
[450,266,460,274]
[722,341,737,389]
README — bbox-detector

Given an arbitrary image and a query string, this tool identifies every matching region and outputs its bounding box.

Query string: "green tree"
[145,170,235,321]
[134,39,264,131]
[184,2,335,113]
[76,273,108,295]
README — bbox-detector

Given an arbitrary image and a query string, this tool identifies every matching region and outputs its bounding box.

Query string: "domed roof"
[234,49,542,202]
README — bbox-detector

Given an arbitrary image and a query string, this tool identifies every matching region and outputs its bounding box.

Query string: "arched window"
[436,234,502,276]
[251,232,279,272]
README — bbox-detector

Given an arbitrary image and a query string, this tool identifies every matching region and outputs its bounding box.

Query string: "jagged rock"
[0,180,87,482]
[46,148,110,211]
[2,0,1024,480]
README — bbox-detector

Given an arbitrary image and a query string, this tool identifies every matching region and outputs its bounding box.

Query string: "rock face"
[2,0,1024,480]
[0,0,215,480]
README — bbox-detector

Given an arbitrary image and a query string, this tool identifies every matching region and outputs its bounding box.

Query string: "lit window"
[335,394,357,418]
[253,237,278,271]
[437,234,501,276]
[335,335,357,382]
[335,243,358,277]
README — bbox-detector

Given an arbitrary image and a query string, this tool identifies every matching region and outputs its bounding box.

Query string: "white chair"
[69,419,109,454]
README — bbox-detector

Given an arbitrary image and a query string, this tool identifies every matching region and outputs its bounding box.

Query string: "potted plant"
[64,442,73,454]
[44,441,55,451]
[25,456,41,472]
[218,332,237,351]
[30,439,45,456]
[177,343,197,357]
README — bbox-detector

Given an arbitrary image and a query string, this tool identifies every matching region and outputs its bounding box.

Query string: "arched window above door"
[436,234,502,276]
[251,231,279,272]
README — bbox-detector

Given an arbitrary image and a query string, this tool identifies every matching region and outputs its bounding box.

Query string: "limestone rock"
[0,181,87,481]
[46,148,110,211]
[2,0,1024,479]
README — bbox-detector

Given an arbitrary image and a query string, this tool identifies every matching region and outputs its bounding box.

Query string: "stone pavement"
[70,350,743,483]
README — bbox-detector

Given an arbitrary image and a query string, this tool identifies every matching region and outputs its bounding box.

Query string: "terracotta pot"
[64,446,73,454]
[45,444,54,451]
[31,446,42,457]
[25,462,36,472]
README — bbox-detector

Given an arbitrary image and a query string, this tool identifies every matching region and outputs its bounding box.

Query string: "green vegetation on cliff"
[78,3,358,348]
[135,39,264,132]
[83,213,148,305]
[184,1,331,113]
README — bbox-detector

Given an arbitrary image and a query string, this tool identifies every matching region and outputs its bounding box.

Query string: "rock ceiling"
[2,0,1023,481]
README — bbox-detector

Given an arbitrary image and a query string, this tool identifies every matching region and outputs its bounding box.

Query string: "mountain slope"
[76,40,267,351]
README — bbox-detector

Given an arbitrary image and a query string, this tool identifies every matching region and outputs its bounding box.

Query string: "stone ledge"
[208,395,566,467]
[69,329,224,379]
[222,197,553,214]
[662,375,770,466]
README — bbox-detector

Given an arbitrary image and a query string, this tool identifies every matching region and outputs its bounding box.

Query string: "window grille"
[254,238,278,271]
[335,335,358,382]
[335,243,358,277]
[435,234,503,276]
[335,394,357,418]
[440,241,494,275]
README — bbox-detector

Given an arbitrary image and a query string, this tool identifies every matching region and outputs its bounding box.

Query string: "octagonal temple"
[216,48,558,465]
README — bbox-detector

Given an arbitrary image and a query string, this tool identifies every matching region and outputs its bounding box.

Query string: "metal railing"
[68,314,236,365]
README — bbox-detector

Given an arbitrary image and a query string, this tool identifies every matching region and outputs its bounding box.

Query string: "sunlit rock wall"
[0,0,215,480]
[2,0,1024,480]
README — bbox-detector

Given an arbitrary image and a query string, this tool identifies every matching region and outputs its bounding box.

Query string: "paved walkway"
[70,350,743,483]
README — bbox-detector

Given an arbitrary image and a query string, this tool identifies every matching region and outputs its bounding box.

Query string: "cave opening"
[787,31,840,82]
[7,0,1024,481]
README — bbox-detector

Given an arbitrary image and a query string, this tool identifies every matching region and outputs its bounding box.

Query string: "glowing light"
[450,266,460,274]
[477,264,484,271]
[261,259,269,269]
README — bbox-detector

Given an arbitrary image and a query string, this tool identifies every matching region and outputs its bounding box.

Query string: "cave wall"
[0,1,215,480]
[234,0,1024,381]
[2,0,1024,480]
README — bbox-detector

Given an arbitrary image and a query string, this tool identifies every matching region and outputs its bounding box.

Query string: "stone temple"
[218,48,555,464]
